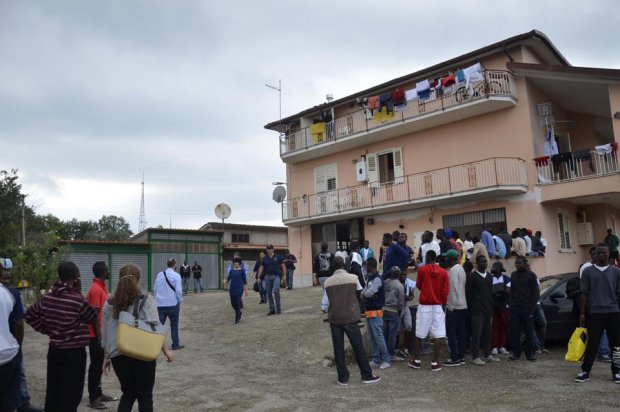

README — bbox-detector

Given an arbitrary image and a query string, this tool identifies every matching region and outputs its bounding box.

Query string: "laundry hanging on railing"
[373,106,395,124]
[379,92,393,114]
[544,130,559,156]
[551,152,574,173]
[405,88,418,101]
[573,148,594,172]
[463,63,484,89]
[416,79,431,100]
[367,95,380,115]
[595,143,611,155]
[310,122,326,144]
[533,156,550,167]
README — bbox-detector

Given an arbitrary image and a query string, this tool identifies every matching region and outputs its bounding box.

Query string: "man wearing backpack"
[154,258,184,350]
[313,243,334,312]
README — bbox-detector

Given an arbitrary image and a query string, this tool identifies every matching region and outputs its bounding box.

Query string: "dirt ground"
[21,286,620,412]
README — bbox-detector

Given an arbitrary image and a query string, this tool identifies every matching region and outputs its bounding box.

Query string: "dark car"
[539,272,580,341]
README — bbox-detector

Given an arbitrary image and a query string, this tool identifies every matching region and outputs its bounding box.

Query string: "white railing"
[282,157,527,221]
[281,70,516,155]
[534,150,619,185]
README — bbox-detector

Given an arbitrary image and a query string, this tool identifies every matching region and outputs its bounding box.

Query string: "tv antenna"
[138,172,147,232]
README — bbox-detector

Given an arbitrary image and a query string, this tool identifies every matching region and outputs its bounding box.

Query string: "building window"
[231,233,250,243]
[442,208,507,238]
[557,212,572,250]
[314,163,338,193]
[366,147,403,185]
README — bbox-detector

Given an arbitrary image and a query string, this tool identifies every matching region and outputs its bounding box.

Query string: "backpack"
[344,254,353,272]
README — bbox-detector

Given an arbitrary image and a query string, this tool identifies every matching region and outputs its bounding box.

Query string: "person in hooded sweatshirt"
[382,266,405,364]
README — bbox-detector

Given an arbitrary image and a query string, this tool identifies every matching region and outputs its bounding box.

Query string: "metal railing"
[283,157,527,221]
[282,70,516,155]
[535,150,620,184]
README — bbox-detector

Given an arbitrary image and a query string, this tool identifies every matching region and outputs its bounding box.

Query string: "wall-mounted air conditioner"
[576,222,594,245]
[356,160,368,182]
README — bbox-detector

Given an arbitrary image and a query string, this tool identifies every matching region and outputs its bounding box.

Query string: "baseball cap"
[492,261,506,272]
[441,249,458,259]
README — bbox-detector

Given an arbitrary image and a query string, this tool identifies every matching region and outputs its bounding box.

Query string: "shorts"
[415,304,446,339]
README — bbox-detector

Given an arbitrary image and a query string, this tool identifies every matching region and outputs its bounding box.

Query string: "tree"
[95,215,133,240]
[0,169,27,254]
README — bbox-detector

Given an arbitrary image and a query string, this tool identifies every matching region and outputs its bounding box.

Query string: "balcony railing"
[281,70,516,156]
[534,150,619,185]
[283,157,527,222]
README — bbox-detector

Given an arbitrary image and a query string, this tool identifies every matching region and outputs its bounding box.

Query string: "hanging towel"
[367,95,380,115]
[416,79,430,100]
[405,88,418,101]
[595,143,611,155]
[392,88,405,105]
[463,63,483,89]
[442,74,456,88]
[533,156,550,167]
[379,92,393,114]
[456,70,465,83]
[574,148,594,172]
[544,133,559,157]
[373,107,395,124]
[309,122,325,144]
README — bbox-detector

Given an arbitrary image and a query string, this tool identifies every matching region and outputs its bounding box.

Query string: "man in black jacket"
[466,255,497,365]
[508,256,539,362]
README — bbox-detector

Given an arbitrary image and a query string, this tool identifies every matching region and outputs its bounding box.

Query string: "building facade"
[265,30,620,278]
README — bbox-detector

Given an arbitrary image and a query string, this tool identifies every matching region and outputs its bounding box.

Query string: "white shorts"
[415,304,446,339]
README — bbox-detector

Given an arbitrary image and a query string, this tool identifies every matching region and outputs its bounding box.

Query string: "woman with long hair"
[102,264,173,412]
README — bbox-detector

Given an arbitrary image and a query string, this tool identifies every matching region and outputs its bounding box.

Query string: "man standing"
[382,233,409,276]
[361,258,390,370]
[1,262,42,412]
[348,240,365,289]
[0,278,21,411]
[192,260,203,293]
[257,244,286,315]
[335,245,348,261]
[490,262,511,356]
[86,262,117,410]
[313,242,334,313]
[443,250,467,367]
[24,262,99,412]
[325,257,380,385]
[418,231,441,267]
[179,261,191,294]
[408,250,449,372]
[575,243,620,383]
[154,258,184,350]
[283,249,297,291]
[466,255,498,365]
[360,240,375,277]
[604,229,619,264]
[508,256,538,362]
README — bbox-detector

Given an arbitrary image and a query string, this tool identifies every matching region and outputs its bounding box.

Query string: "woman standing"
[227,257,248,324]
[253,252,267,304]
[102,264,174,412]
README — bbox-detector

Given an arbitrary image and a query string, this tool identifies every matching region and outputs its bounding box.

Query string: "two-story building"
[265,30,620,279]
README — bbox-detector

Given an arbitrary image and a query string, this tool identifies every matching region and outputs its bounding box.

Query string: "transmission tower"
[138,172,146,232]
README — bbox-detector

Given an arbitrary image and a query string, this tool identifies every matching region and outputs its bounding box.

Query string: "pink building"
[265,30,620,284]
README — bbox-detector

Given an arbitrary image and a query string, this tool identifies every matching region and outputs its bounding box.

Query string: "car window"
[539,278,560,294]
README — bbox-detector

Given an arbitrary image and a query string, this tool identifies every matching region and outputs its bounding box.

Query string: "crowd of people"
[314,228,620,386]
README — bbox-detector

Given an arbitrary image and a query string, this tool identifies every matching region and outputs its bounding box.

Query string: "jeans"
[111,355,156,412]
[193,277,203,293]
[258,280,267,302]
[470,314,492,359]
[158,304,181,349]
[382,311,401,359]
[366,316,389,364]
[319,277,329,311]
[263,274,281,312]
[532,304,547,349]
[230,293,243,322]
[45,346,87,412]
[598,330,610,358]
[88,337,104,402]
[286,268,294,288]
[582,312,620,374]
[492,308,510,349]
[182,276,189,293]
[446,309,467,361]
[0,352,20,412]
[509,306,536,359]
[330,322,374,383]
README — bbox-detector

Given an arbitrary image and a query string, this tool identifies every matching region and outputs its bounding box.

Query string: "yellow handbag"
[116,295,167,362]
[565,327,588,363]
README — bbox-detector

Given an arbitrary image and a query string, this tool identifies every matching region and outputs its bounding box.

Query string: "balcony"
[534,149,620,204]
[280,70,517,163]
[282,157,527,225]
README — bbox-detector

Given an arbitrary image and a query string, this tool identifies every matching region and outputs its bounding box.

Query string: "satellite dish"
[214,203,231,220]
[272,186,286,203]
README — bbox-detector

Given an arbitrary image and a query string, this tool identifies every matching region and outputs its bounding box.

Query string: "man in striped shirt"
[24,261,99,412]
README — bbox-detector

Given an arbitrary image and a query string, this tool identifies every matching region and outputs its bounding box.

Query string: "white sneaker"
[472,357,486,366]
[379,362,391,370]
[485,355,500,362]
[368,360,380,368]
[491,348,498,355]
[498,347,509,355]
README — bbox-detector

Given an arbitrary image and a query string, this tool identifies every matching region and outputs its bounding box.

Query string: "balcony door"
[314,163,338,214]
[367,147,404,187]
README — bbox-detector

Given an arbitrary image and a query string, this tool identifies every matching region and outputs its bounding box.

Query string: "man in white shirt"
[335,245,348,261]
[0,282,21,408]
[154,258,184,350]
[418,231,441,267]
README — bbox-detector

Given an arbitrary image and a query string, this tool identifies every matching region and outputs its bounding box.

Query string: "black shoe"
[442,359,462,367]
[259,300,265,304]
[267,311,276,316]
[87,400,108,410]
[575,371,590,383]
[17,403,45,412]
[98,394,118,402]
[527,356,537,362]
[287,287,292,290]
[508,355,520,361]
[276,309,281,314]
[172,345,185,350]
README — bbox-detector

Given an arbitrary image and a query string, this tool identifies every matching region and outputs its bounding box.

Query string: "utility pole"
[21,199,26,247]
[139,172,146,232]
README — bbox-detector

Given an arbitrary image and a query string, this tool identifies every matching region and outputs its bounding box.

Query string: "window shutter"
[366,153,378,187]
[315,167,327,193]
[393,147,404,184]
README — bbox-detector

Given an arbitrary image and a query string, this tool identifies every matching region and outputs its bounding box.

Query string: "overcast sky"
[1,1,619,232]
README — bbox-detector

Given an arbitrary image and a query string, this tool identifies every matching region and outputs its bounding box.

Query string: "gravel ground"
[20,286,620,412]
